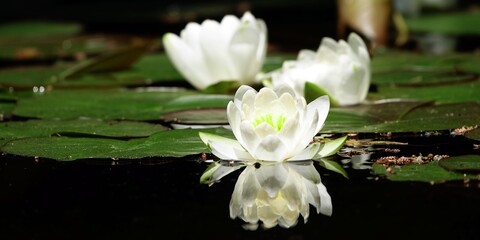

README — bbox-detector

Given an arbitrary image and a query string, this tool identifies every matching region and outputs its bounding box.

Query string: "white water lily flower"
[200,85,329,162]
[162,11,267,90]
[228,161,332,229]
[271,32,370,106]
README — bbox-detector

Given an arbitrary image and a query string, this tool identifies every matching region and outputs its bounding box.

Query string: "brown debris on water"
[375,153,450,166]
[451,125,478,136]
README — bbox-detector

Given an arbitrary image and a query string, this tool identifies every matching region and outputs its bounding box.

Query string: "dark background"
[0,1,340,51]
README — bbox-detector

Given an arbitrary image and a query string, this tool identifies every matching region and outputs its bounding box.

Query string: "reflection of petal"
[255,163,289,198]
[351,153,373,170]
[316,182,332,216]
[224,161,332,229]
[211,164,245,183]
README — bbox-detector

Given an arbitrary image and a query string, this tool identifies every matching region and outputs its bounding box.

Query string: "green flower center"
[252,113,287,132]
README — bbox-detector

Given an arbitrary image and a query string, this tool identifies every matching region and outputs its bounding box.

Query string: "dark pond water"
[1,134,478,240]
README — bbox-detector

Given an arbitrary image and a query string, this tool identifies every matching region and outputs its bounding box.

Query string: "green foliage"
[0,25,478,183]
[372,161,476,183]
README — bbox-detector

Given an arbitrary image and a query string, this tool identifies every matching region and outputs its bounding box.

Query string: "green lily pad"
[465,128,480,142]
[159,94,231,126]
[372,161,476,183]
[0,66,64,88]
[0,119,168,146]
[0,33,150,61]
[371,80,480,103]
[405,12,480,35]
[0,21,82,38]
[438,155,480,173]
[322,101,479,133]
[322,109,377,133]
[0,127,233,161]
[202,81,241,94]
[12,88,234,122]
[12,89,195,121]
[160,108,228,125]
[161,94,232,113]
[59,44,153,79]
[0,102,16,120]
[0,53,185,89]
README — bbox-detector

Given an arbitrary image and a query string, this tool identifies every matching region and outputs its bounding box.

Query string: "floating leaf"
[13,89,195,121]
[202,81,241,94]
[1,127,234,161]
[405,12,480,35]
[162,94,232,113]
[322,101,480,133]
[0,53,185,89]
[371,81,480,103]
[465,128,480,142]
[0,119,168,146]
[0,21,82,38]
[372,161,476,182]
[438,155,480,173]
[160,108,228,125]
[58,44,153,79]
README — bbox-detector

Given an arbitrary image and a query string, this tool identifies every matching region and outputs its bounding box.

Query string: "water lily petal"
[164,12,266,91]
[220,14,241,39]
[278,111,300,147]
[209,139,254,161]
[199,131,242,149]
[254,135,289,161]
[162,33,211,89]
[199,20,234,81]
[234,85,256,109]
[253,122,277,138]
[306,95,330,132]
[271,32,370,106]
[180,22,202,51]
[348,32,370,63]
[229,23,261,82]
[238,121,261,154]
[227,101,243,141]
[288,143,322,161]
[254,87,279,112]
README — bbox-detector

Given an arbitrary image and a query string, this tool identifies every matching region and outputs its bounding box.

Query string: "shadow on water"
[0,133,478,240]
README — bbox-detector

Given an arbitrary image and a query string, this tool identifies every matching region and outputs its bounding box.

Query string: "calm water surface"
[0,134,478,240]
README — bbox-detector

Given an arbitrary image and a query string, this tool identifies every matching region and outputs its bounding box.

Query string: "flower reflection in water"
[201,160,332,230]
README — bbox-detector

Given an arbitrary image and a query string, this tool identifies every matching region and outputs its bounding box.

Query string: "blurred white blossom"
[271,32,370,106]
[163,11,267,90]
